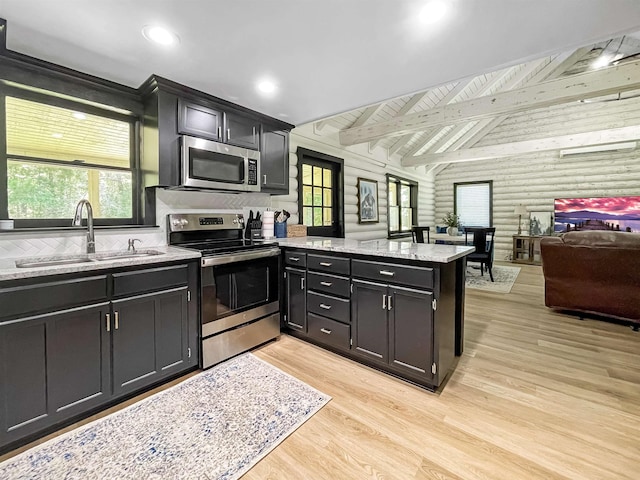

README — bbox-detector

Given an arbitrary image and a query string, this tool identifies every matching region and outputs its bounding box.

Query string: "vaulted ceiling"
[315,33,640,172]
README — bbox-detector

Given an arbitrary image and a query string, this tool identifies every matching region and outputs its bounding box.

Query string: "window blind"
[455,182,491,227]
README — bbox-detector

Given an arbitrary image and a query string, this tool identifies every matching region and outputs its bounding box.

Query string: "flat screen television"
[554,196,640,233]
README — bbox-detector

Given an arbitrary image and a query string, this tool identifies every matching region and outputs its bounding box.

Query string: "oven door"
[181,135,260,192]
[201,249,280,337]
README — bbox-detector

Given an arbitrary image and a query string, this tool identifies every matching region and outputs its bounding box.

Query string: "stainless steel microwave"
[180,135,260,192]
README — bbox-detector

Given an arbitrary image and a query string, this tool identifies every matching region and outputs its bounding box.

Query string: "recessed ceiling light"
[257,80,277,94]
[52,133,63,139]
[419,0,449,24]
[72,112,86,120]
[142,25,180,46]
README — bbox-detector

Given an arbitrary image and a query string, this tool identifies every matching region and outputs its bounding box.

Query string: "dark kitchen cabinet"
[351,280,389,363]
[225,111,261,150]
[0,259,199,454]
[261,128,289,194]
[178,99,223,141]
[285,267,306,332]
[112,287,188,396]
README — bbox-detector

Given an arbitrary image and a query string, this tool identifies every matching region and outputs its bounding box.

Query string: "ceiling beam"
[339,59,640,146]
[349,103,385,129]
[402,125,640,166]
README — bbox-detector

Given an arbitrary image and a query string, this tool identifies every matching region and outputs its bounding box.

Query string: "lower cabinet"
[351,280,389,362]
[0,261,198,453]
[112,287,188,396]
[285,267,306,332]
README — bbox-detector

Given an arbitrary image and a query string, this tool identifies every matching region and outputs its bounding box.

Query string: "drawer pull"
[320,281,333,287]
[380,270,395,277]
[382,294,387,309]
[319,303,332,310]
[319,262,332,267]
[289,256,300,262]
[320,328,332,335]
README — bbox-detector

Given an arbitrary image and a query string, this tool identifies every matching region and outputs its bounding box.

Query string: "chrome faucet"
[128,238,142,252]
[72,199,95,254]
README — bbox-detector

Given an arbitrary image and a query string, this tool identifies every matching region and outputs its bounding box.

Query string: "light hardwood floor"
[3,263,640,479]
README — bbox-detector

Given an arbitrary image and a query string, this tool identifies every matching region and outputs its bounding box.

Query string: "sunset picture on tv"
[554,196,640,233]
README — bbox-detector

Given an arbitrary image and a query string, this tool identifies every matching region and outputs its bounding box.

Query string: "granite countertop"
[0,246,201,281]
[276,236,474,263]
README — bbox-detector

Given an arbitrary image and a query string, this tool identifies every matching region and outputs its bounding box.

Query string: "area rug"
[466,265,521,293]
[0,353,331,480]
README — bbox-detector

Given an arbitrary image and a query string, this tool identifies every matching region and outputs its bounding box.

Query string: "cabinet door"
[351,280,388,363]
[388,286,434,377]
[48,303,112,420]
[261,129,289,193]
[225,112,260,150]
[178,99,222,141]
[285,267,306,332]
[111,287,189,397]
[0,315,50,446]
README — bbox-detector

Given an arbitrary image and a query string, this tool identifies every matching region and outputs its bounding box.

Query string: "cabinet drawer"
[307,313,350,351]
[284,250,306,267]
[113,265,189,298]
[307,272,350,298]
[307,291,350,323]
[0,275,108,320]
[307,254,350,275]
[352,260,434,290]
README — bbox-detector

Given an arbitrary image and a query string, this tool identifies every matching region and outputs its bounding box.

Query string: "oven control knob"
[180,219,188,226]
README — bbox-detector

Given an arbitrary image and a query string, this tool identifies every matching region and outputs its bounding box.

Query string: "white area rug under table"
[466,265,521,293]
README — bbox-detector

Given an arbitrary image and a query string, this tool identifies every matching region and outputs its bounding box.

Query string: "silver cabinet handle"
[382,294,387,309]
[320,328,332,335]
[252,126,256,139]
[217,126,222,138]
[320,262,332,267]
[289,256,300,262]
[319,303,332,310]
[380,270,395,277]
[320,281,333,287]
[301,277,305,290]
[227,128,231,139]
[263,174,267,184]
[106,313,111,332]
[388,295,393,311]
[114,311,119,330]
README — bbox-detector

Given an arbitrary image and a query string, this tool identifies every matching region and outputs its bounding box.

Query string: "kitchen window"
[454,180,493,227]
[1,88,139,227]
[387,174,417,238]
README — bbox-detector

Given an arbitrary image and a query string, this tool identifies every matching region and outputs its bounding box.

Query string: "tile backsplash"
[0,189,272,259]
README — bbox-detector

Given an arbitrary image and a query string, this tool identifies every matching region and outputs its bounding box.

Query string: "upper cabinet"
[178,99,261,150]
[261,127,289,195]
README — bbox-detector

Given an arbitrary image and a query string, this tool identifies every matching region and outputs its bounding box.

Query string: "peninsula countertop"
[276,236,474,263]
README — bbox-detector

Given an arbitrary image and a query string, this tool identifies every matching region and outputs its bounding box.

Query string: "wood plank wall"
[435,96,640,261]
[272,124,436,240]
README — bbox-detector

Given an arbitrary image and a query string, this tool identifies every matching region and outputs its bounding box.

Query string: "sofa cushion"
[561,231,640,248]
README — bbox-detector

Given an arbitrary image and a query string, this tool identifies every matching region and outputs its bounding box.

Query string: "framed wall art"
[529,211,554,236]
[357,178,379,223]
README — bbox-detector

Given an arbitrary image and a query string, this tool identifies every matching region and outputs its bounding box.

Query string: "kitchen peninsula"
[277,237,474,390]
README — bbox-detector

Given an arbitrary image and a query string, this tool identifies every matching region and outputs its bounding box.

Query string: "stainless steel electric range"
[168,213,281,368]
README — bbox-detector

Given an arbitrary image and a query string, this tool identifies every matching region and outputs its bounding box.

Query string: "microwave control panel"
[247,159,258,185]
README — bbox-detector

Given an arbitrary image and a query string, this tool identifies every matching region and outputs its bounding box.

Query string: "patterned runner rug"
[466,265,521,293]
[0,353,331,480]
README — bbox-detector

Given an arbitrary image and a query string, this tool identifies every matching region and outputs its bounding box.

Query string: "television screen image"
[554,196,640,233]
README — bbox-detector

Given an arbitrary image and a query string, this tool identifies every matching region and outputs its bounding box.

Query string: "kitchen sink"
[94,250,164,261]
[15,250,164,268]
[16,256,93,268]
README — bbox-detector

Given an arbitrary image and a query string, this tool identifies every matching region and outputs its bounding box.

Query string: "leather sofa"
[540,231,640,325]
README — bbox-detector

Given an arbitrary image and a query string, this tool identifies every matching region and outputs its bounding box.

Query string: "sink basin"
[94,250,164,261]
[16,256,93,268]
[15,250,164,268]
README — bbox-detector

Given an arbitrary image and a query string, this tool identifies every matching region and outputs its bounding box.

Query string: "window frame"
[454,180,493,228]
[1,85,141,228]
[386,173,418,239]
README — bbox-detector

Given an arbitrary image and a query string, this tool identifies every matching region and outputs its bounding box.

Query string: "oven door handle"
[201,247,281,267]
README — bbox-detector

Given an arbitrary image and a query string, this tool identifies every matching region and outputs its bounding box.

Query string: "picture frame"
[529,211,554,236]
[357,178,379,223]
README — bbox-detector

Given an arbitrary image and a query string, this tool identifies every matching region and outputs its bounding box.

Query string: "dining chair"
[464,227,496,281]
[411,226,431,243]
